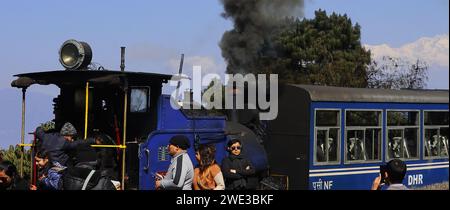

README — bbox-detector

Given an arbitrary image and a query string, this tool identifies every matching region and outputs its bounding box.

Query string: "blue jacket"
[40,162,66,190]
[35,127,95,166]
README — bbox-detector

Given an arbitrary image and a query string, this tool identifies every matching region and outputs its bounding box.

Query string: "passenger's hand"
[155,173,164,180]
[371,175,382,190]
[156,180,161,189]
[30,185,37,190]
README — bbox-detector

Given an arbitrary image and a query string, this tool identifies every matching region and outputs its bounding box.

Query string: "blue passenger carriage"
[265,85,449,190]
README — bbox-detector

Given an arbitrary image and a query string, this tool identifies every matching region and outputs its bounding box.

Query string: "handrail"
[91,145,127,149]
[84,82,89,139]
[121,87,128,190]
[18,144,33,147]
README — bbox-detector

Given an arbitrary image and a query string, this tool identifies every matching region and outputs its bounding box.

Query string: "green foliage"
[40,120,55,132]
[245,10,371,87]
[367,56,429,89]
[0,145,32,179]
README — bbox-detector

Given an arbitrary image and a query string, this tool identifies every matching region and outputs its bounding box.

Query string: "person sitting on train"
[31,150,66,190]
[430,135,439,156]
[156,135,194,190]
[388,137,402,158]
[348,138,358,160]
[440,135,449,156]
[0,160,30,190]
[316,139,326,162]
[35,121,96,167]
[222,138,257,190]
[348,137,367,160]
[193,144,225,190]
[327,138,337,161]
[372,159,408,190]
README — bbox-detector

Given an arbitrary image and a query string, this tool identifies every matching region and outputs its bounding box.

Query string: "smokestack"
[120,47,126,72]
[219,0,305,74]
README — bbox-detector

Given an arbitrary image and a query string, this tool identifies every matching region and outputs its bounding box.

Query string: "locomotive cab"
[11,40,172,189]
[12,70,172,189]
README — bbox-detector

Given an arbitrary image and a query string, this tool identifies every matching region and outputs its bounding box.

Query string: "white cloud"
[364,34,449,68]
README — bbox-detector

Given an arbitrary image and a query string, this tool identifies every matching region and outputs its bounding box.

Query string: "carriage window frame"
[313,109,341,166]
[344,109,383,164]
[130,86,151,113]
[385,110,420,161]
[423,110,449,159]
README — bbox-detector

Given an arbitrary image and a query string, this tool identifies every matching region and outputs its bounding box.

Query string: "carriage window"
[424,111,449,158]
[316,110,340,127]
[387,111,419,126]
[315,110,340,164]
[130,87,150,113]
[387,111,419,160]
[345,111,382,162]
[424,111,449,126]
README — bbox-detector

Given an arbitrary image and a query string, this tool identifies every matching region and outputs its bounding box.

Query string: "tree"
[250,10,372,87]
[0,145,32,180]
[367,56,429,89]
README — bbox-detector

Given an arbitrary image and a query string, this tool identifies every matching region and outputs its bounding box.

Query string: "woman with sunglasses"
[221,138,256,190]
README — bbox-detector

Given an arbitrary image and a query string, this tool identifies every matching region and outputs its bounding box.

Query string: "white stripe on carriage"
[310,170,379,177]
[408,165,449,171]
[407,161,449,167]
[309,165,449,177]
[310,166,379,173]
[309,161,449,173]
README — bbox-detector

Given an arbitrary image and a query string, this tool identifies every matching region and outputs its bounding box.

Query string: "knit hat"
[169,135,190,150]
[60,122,77,136]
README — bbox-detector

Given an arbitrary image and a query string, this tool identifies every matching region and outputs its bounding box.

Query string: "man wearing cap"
[156,135,194,190]
[372,159,408,190]
[35,122,95,167]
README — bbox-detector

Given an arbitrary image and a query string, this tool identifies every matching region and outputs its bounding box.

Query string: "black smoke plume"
[219,0,305,74]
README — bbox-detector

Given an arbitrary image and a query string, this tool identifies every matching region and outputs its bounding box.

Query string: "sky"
[0,0,448,148]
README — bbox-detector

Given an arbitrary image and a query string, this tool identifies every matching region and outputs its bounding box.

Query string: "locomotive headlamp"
[59,39,92,70]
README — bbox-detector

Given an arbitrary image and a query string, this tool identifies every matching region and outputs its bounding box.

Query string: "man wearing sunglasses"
[221,138,257,190]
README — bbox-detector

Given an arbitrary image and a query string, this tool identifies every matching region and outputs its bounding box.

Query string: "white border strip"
[310,166,379,173]
[310,164,449,177]
[407,161,449,167]
[309,161,449,173]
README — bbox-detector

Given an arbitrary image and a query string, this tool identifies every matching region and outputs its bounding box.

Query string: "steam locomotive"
[11,40,448,190]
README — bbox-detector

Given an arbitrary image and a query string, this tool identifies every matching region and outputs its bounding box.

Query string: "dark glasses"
[231,146,241,151]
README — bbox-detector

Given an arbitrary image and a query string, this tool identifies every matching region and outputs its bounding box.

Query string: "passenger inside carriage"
[347,138,365,161]
[429,135,440,156]
[316,137,337,162]
[388,137,402,158]
[327,138,337,161]
[441,136,449,156]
